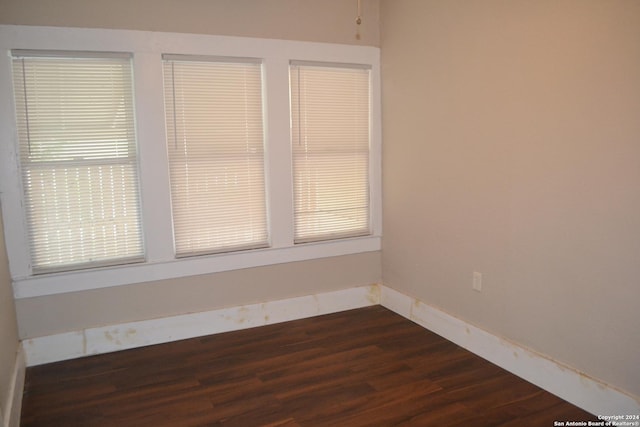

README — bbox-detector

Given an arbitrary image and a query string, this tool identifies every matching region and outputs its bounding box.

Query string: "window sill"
[12,235,381,299]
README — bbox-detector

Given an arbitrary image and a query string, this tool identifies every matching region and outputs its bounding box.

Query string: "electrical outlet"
[473,272,482,292]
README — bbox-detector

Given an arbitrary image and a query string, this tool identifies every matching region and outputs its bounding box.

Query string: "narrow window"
[163,56,268,256]
[12,51,144,273]
[290,62,371,243]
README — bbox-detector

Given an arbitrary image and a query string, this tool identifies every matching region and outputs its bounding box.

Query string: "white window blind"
[163,56,268,256]
[290,62,371,243]
[11,51,144,273]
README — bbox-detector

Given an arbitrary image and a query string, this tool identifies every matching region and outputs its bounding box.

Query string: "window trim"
[0,25,381,299]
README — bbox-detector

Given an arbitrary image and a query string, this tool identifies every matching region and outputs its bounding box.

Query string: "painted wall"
[17,253,381,338]
[0,0,382,338]
[381,0,640,398]
[0,0,380,46]
[0,207,19,422]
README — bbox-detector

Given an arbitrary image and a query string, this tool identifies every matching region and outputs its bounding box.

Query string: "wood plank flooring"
[21,306,597,426]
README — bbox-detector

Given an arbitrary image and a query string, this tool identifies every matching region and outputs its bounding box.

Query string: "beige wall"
[381,0,640,397]
[17,252,381,338]
[1,0,382,337]
[0,207,19,419]
[0,0,380,46]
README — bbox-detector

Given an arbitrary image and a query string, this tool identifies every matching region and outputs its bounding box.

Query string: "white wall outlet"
[473,271,482,292]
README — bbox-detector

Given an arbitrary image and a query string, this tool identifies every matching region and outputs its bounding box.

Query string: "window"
[290,62,371,243]
[163,56,268,256]
[1,26,380,297]
[11,51,144,273]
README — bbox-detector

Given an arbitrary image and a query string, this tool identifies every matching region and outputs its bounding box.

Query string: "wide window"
[11,51,144,273]
[163,56,268,256]
[1,27,380,297]
[290,62,371,243]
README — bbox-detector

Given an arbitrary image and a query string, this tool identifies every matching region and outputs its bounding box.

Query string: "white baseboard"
[20,283,639,418]
[379,285,640,417]
[23,284,380,366]
[2,345,25,427]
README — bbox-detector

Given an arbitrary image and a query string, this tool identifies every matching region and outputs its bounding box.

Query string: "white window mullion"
[263,57,295,248]
[132,52,175,263]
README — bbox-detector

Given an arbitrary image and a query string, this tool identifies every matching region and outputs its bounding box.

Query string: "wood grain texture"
[21,306,596,426]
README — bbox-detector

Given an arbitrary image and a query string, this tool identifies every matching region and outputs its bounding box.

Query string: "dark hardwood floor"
[21,306,596,426]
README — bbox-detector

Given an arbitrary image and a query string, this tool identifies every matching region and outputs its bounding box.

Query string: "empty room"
[0,0,638,425]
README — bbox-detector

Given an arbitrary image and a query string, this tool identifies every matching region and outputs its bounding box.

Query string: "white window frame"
[0,25,382,299]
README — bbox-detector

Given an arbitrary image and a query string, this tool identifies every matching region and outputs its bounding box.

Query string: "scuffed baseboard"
[22,284,380,366]
[3,345,25,427]
[379,285,640,418]
[19,283,639,418]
